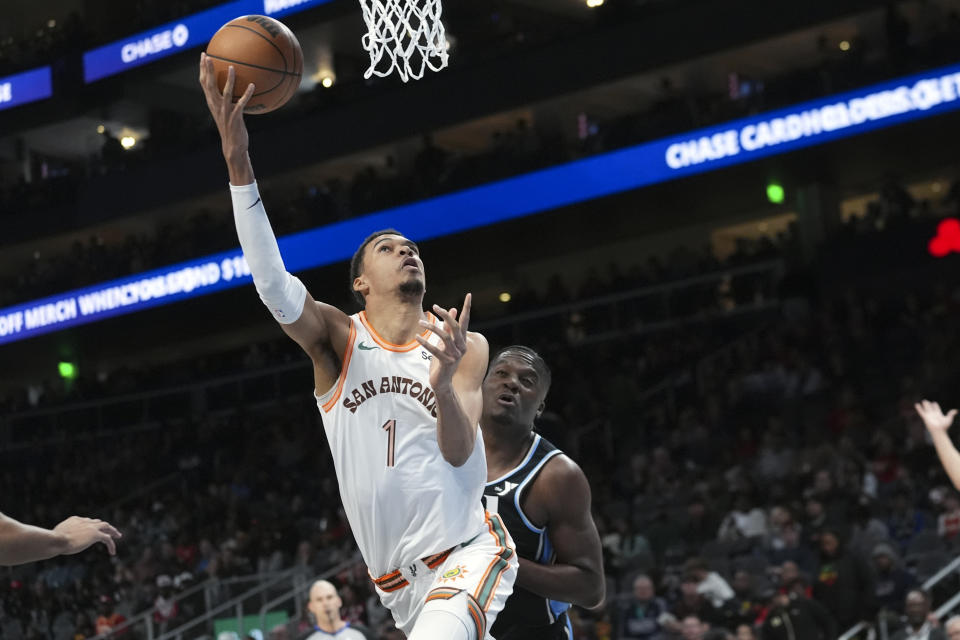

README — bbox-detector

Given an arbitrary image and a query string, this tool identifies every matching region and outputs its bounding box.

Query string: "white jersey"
[315,311,487,577]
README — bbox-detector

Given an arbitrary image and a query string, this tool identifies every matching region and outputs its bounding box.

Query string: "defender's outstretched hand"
[915,399,957,434]
[53,516,122,556]
[0,512,122,566]
[917,398,960,492]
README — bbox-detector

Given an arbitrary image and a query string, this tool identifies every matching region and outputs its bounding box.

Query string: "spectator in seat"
[681,498,719,551]
[736,623,758,640]
[616,574,672,639]
[813,528,876,631]
[873,542,916,614]
[761,587,837,640]
[808,469,854,527]
[685,557,735,609]
[682,615,710,640]
[886,491,931,553]
[945,616,960,640]
[937,494,960,543]
[765,506,802,552]
[152,574,178,634]
[95,594,127,636]
[803,497,829,550]
[777,561,812,598]
[672,576,723,630]
[726,570,763,628]
[718,493,769,542]
[890,589,945,640]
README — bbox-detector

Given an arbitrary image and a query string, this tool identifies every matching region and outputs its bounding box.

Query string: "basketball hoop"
[357,0,449,83]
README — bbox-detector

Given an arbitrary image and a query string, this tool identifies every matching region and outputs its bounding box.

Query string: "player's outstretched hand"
[417,293,472,390]
[53,516,122,556]
[199,53,255,156]
[915,399,957,434]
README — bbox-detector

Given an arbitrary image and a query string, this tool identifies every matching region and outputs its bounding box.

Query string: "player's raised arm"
[199,54,349,393]
[417,293,488,467]
[916,399,960,490]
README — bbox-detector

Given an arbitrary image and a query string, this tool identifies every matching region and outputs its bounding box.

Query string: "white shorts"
[372,511,518,639]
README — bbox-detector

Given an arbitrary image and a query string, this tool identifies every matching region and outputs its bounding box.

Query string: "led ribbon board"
[3,61,960,344]
[0,67,53,112]
[83,0,332,82]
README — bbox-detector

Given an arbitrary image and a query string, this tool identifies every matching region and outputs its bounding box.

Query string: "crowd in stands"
[3,0,960,243]
[3,209,960,639]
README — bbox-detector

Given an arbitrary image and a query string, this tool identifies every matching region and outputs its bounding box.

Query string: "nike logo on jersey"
[358,342,380,351]
[246,197,261,210]
[494,481,518,496]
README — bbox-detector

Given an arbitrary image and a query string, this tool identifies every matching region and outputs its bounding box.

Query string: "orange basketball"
[205,15,303,114]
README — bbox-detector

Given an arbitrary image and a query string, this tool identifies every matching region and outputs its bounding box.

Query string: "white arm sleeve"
[230,181,307,325]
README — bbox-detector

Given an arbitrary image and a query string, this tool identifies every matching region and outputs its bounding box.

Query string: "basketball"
[205,15,303,114]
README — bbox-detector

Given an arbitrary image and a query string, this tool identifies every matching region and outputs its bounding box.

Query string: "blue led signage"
[83,0,332,82]
[0,67,53,112]
[4,61,960,344]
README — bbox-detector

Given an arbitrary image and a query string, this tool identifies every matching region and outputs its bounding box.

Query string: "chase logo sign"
[665,69,960,171]
[121,24,189,64]
[83,0,333,83]
[11,60,960,344]
[665,69,960,170]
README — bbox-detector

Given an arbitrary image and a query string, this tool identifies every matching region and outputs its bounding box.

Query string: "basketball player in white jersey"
[200,57,516,640]
[481,346,604,640]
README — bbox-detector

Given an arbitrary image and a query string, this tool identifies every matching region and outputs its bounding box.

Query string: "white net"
[358,0,449,83]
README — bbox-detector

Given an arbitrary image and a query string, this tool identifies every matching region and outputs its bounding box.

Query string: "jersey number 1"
[382,419,396,467]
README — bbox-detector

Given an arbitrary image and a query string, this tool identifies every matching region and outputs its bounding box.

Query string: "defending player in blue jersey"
[481,346,605,640]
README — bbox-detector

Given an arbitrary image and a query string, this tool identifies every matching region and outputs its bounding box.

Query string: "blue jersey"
[482,434,572,640]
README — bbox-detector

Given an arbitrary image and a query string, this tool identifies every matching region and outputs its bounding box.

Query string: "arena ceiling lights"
[2,61,960,345]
